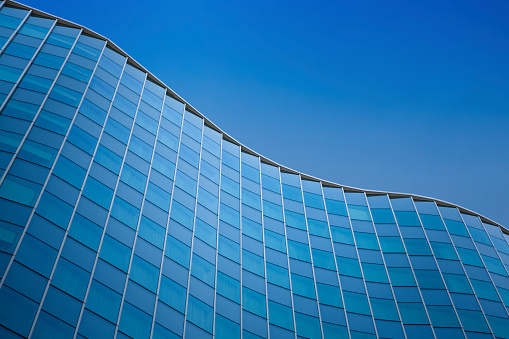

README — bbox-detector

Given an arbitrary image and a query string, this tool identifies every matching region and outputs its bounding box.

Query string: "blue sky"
[26,0,509,226]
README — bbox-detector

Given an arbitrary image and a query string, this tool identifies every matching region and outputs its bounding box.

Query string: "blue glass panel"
[138,216,165,249]
[456,247,484,267]
[146,182,171,211]
[110,196,140,229]
[159,275,186,313]
[187,295,213,333]
[2,99,39,121]
[82,176,113,209]
[288,240,311,262]
[243,217,263,241]
[242,287,266,318]
[31,311,74,339]
[152,152,176,177]
[322,322,348,339]
[73,42,102,61]
[398,302,429,324]
[4,261,47,303]
[482,254,507,276]
[166,235,191,268]
[105,117,130,143]
[0,286,39,337]
[4,42,37,60]
[89,76,115,100]
[0,13,24,29]
[285,210,306,230]
[370,297,399,321]
[49,85,82,107]
[266,262,290,288]
[325,199,347,216]
[263,200,283,221]
[129,136,153,162]
[18,139,58,167]
[264,229,286,253]
[221,175,239,197]
[218,235,240,263]
[0,175,42,207]
[33,52,65,69]
[242,249,264,277]
[19,74,53,93]
[215,314,240,339]
[222,150,239,171]
[94,145,122,174]
[291,273,316,299]
[294,312,322,339]
[312,248,335,270]
[242,188,261,210]
[282,184,302,202]
[242,163,259,183]
[170,201,194,230]
[330,226,355,245]
[15,234,57,277]
[62,62,93,82]
[486,315,509,339]
[316,283,342,307]
[362,263,389,283]
[336,256,362,278]
[379,236,405,253]
[304,192,324,209]
[192,254,215,286]
[268,300,294,330]
[99,235,131,272]
[217,271,240,303]
[67,125,97,154]
[118,302,152,339]
[152,323,180,339]
[308,218,330,238]
[195,218,217,248]
[130,256,159,292]
[220,203,240,228]
[51,257,90,300]
[86,280,122,323]
[419,214,445,230]
[0,220,22,254]
[262,175,280,194]
[0,64,23,83]
[347,205,371,221]
[370,208,395,224]
[404,238,432,256]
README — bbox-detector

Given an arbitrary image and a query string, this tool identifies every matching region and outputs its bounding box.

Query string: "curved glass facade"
[0,1,508,338]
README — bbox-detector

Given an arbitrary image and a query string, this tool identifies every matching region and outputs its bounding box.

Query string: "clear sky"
[24,0,509,226]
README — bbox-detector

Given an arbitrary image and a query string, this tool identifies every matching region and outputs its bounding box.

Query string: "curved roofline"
[8,0,507,234]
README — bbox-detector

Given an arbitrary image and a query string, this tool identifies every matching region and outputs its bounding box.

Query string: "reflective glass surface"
[0,2,508,338]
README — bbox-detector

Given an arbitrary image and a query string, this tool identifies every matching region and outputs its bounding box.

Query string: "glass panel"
[291,273,316,299]
[191,254,215,286]
[316,283,342,307]
[268,300,294,330]
[130,256,159,292]
[242,287,266,318]
[159,275,186,313]
[294,312,321,339]
[86,280,122,323]
[0,175,42,206]
[187,295,213,333]
[217,270,240,303]
[51,257,90,300]
[118,302,152,338]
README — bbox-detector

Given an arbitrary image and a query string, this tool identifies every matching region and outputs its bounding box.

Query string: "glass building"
[0,1,508,338]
